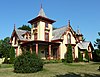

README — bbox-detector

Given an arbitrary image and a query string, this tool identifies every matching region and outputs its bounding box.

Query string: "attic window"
[67,34,71,44]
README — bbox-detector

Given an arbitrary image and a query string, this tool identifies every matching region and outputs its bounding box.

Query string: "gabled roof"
[52,26,68,40]
[78,41,91,49]
[52,21,76,41]
[14,29,31,41]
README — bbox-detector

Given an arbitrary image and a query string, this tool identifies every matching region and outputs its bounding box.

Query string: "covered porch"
[21,40,60,60]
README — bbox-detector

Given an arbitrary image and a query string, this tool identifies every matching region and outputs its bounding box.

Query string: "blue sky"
[0,0,100,45]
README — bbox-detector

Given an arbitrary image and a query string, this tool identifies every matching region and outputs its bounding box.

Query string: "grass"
[0,62,100,77]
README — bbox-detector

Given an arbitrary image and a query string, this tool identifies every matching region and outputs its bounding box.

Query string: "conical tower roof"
[28,5,55,24]
[37,5,47,18]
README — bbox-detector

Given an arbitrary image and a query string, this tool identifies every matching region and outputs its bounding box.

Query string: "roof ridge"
[53,25,67,31]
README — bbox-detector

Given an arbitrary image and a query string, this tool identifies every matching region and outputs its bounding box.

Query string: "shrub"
[43,60,62,64]
[62,59,66,62]
[85,49,89,62]
[78,49,83,62]
[9,47,15,64]
[65,44,73,63]
[14,51,43,73]
[93,49,100,62]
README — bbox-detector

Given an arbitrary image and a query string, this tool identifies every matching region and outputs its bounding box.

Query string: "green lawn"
[0,62,100,77]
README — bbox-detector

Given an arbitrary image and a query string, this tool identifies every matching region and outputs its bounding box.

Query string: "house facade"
[10,7,93,60]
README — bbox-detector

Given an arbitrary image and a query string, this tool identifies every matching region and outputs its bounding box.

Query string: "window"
[67,34,71,44]
[34,23,37,28]
[14,37,17,45]
[26,36,28,39]
[45,23,48,28]
[34,33,37,40]
[45,33,49,41]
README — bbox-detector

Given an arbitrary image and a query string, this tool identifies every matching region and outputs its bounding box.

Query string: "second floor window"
[67,34,71,44]
[45,23,48,28]
[45,33,49,41]
[34,23,37,28]
[34,33,37,40]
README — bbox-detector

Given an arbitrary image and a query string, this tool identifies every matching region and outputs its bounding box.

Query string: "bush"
[78,49,83,62]
[14,51,43,73]
[93,49,100,62]
[62,59,66,62]
[9,47,15,64]
[43,60,62,64]
[85,49,89,62]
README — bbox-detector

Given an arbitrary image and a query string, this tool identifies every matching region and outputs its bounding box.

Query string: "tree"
[94,32,100,49]
[65,44,73,63]
[9,46,15,64]
[18,25,31,31]
[93,49,100,62]
[0,37,12,63]
[93,32,100,62]
[85,49,89,62]
[53,27,57,30]
[78,49,83,62]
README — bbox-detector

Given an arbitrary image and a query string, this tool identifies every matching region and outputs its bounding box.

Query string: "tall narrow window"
[14,37,17,45]
[45,23,48,28]
[45,33,49,41]
[34,33,37,40]
[34,23,37,28]
[67,34,71,44]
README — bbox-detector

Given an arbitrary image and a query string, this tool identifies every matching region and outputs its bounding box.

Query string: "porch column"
[36,43,38,55]
[30,46,32,53]
[48,45,51,60]
[57,46,60,59]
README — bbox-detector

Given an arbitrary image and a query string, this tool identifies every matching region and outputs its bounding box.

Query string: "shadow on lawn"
[55,72,100,77]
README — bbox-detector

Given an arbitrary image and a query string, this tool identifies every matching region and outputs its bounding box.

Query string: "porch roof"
[20,40,60,46]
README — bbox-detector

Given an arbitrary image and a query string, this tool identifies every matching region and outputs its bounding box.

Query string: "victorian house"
[10,6,93,60]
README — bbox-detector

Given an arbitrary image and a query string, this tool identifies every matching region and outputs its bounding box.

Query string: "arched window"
[67,33,71,44]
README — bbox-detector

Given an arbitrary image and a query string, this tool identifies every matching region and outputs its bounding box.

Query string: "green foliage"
[65,44,73,63]
[18,25,31,31]
[43,60,62,64]
[85,50,89,62]
[14,51,43,73]
[94,32,100,49]
[78,49,83,62]
[93,49,100,62]
[0,37,11,63]
[53,27,57,30]
[9,47,15,64]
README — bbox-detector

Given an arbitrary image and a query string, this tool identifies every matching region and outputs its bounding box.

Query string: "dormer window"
[45,23,48,28]
[34,23,37,28]
[67,34,71,44]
